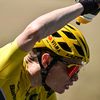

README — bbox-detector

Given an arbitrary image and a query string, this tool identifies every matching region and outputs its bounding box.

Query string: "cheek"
[45,65,69,85]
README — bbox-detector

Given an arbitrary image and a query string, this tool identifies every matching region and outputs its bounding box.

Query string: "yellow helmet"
[33,24,90,64]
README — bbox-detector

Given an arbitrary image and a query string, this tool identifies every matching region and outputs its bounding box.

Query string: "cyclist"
[0,0,100,100]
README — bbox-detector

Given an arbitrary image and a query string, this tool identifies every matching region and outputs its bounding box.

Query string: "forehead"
[61,57,82,65]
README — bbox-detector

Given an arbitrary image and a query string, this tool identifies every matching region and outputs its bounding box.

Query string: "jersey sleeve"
[0,40,27,87]
[47,92,57,100]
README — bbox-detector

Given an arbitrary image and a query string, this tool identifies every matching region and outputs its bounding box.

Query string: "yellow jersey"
[0,40,57,100]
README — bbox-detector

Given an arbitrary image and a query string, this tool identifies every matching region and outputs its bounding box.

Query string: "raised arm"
[15,1,100,52]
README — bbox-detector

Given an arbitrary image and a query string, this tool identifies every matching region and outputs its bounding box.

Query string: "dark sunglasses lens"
[67,66,79,78]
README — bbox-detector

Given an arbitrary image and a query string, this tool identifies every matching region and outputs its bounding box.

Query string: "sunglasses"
[59,58,83,78]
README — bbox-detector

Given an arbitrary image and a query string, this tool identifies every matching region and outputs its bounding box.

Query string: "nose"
[67,74,78,86]
[71,74,78,81]
[65,74,78,89]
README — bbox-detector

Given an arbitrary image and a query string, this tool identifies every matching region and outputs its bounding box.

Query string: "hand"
[75,0,100,14]
[98,3,100,7]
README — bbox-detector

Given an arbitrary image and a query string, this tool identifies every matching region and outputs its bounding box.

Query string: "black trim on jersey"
[0,90,5,100]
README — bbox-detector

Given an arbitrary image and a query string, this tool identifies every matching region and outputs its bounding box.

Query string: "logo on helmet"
[47,36,61,53]
[48,36,52,41]
[51,40,61,52]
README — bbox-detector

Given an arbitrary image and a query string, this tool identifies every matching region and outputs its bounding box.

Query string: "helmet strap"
[37,51,58,91]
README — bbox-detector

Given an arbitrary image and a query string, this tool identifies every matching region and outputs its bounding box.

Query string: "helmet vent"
[74,44,84,56]
[52,32,61,37]
[58,42,72,52]
[67,24,75,30]
[79,37,87,54]
[62,30,76,39]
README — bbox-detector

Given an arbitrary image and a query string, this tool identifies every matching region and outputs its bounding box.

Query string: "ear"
[41,53,51,68]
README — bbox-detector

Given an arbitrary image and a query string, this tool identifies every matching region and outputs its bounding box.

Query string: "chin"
[56,89,65,94]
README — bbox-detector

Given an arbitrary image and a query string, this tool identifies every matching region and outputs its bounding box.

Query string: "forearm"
[29,3,83,37]
[16,3,84,51]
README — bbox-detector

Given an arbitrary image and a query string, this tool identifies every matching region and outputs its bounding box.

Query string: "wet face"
[45,58,82,93]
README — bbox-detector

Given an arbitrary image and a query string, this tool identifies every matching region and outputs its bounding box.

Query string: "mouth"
[54,81,74,93]
[65,85,69,89]
[65,81,73,90]
[56,84,72,94]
